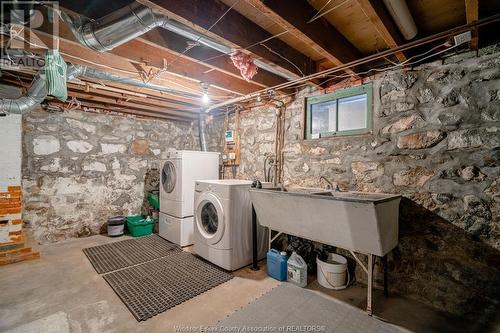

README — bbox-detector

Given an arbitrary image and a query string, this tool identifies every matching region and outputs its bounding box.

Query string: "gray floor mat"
[218,284,409,333]
[83,235,181,273]
[103,251,233,321]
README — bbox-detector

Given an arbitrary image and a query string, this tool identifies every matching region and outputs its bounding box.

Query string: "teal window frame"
[305,83,373,139]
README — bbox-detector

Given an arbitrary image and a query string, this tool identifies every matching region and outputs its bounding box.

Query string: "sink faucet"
[319,176,340,191]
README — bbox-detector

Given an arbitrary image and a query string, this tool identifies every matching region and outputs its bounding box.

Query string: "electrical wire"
[166,0,241,69]
[242,41,461,107]
[260,43,305,77]
[308,0,351,23]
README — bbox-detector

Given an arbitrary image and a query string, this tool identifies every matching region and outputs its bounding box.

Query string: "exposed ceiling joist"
[141,29,289,89]
[47,99,192,122]
[1,74,199,120]
[112,39,261,95]
[66,90,199,119]
[465,0,479,50]
[66,83,200,115]
[137,0,317,80]
[355,0,407,62]
[29,30,237,103]
[56,4,292,93]
[36,21,254,97]
[244,0,362,77]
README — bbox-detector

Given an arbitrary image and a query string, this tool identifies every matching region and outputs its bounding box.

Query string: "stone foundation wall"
[22,108,199,243]
[208,47,500,318]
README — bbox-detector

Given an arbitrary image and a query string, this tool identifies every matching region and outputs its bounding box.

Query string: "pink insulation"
[230,51,258,81]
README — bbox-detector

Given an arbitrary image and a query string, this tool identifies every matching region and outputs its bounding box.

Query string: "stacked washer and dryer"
[159,150,267,271]
[193,180,268,271]
[159,150,220,247]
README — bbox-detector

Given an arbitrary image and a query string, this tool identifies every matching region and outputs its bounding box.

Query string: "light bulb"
[202,92,210,105]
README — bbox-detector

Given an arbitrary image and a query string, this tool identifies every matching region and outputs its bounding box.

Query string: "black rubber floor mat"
[103,251,233,321]
[83,235,181,273]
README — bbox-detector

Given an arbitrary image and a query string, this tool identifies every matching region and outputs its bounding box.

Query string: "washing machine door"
[161,160,176,194]
[195,192,225,245]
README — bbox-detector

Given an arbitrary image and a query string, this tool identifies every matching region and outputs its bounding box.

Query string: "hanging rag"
[45,50,68,101]
[230,51,258,82]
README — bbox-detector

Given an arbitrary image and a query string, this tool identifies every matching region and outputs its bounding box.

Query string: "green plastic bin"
[126,215,154,237]
[147,192,160,210]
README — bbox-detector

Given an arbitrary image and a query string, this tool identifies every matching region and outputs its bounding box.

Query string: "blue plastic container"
[267,249,288,281]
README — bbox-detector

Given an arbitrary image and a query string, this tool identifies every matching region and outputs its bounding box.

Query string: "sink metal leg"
[367,254,373,316]
[251,204,259,271]
[382,255,388,297]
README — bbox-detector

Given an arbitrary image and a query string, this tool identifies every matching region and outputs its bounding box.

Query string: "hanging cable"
[166,0,241,69]
[308,0,351,23]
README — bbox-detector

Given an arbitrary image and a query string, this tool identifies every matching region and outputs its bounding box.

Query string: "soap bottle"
[287,251,307,287]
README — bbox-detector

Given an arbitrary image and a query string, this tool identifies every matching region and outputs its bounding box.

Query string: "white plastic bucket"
[317,253,349,290]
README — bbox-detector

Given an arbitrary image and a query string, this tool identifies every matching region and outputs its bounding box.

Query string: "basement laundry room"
[0,0,499,332]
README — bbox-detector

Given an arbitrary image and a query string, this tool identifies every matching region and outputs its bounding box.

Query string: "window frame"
[304,83,373,139]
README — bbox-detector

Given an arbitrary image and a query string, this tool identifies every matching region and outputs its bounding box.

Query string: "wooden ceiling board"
[406,0,466,35]
[218,0,327,61]
[307,0,388,55]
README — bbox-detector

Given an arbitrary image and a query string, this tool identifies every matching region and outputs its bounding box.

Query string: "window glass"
[305,84,372,139]
[311,99,336,135]
[337,94,367,131]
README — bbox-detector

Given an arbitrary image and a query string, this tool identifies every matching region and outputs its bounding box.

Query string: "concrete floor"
[0,235,494,333]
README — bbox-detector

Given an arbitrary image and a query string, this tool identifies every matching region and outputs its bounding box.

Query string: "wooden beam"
[80,77,200,106]
[66,82,201,114]
[34,21,258,96]
[28,30,238,102]
[47,99,192,122]
[355,0,407,62]
[66,90,199,119]
[137,0,316,79]
[56,5,289,91]
[245,0,362,77]
[465,0,479,50]
[112,39,262,95]
[141,29,289,89]
[0,75,199,120]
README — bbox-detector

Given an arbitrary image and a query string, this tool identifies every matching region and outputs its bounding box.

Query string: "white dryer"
[159,150,220,246]
[193,180,268,271]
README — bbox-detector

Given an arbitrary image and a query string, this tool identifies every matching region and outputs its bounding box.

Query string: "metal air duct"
[62,3,298,80]
[0,64,85,115]
[198,114,209,152]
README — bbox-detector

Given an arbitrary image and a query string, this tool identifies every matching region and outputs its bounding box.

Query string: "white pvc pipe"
[382,0,418,40]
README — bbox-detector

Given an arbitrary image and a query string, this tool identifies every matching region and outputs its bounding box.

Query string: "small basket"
[126,215,154,237]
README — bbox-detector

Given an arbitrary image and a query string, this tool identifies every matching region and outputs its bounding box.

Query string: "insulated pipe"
[62,3,299,81]
[0,64,85,115]
[382,0,417,40]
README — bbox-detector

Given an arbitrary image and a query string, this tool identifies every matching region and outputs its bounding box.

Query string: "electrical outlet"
[454,31,472,46]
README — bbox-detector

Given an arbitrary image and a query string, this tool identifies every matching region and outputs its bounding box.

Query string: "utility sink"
[249,187,401,256]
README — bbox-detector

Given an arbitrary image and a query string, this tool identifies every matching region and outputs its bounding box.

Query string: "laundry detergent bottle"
[267,249,288,281]
[287,251,307,287]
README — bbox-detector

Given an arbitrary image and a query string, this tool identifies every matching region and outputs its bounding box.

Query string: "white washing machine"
[159,150,220,246]
[193,179,268,271]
